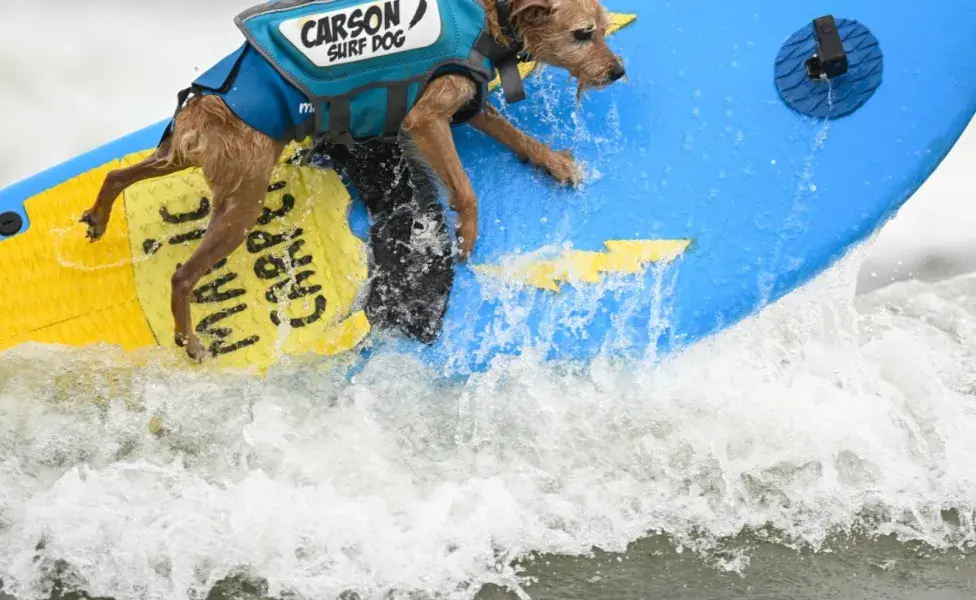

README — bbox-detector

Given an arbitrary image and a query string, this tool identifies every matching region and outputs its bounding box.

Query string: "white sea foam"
[2,245,976,599]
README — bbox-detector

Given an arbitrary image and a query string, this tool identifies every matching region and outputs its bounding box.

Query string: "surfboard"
[2,1,976,375]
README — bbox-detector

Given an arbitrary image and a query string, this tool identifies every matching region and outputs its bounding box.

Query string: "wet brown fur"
[80,0,624,361]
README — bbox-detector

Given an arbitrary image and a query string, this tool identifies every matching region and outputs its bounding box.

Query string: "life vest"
[175,0,526,145]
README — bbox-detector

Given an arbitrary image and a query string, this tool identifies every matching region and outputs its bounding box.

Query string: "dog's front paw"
[542,150,584,188]
[79,208,109,242]
[456,215,477,262]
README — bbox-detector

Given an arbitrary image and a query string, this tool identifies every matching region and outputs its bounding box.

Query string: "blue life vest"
[177,0,525,145]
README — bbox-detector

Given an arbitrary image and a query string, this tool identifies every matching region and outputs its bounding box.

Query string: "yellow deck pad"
[0,152,156,352]
[0,148,371,370]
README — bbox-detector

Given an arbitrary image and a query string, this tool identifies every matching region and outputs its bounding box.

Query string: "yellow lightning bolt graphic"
[488,13,637,91]
[474,239,692,292]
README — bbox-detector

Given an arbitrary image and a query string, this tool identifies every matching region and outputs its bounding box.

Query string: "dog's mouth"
[574,76,615,103]
[573,65,626,101]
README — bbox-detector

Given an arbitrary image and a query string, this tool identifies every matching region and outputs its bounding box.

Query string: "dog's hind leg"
[169,188,265,360]
[169,127,284,360]
[81,136,188,241]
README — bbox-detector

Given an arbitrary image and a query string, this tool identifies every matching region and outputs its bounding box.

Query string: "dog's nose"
[609,62,626,82]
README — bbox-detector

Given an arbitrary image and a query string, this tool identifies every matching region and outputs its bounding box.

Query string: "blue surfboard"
[1,0,975,376]
[420,0,976,373]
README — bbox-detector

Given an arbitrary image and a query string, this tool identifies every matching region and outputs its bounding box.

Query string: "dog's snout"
[609,62,626,82]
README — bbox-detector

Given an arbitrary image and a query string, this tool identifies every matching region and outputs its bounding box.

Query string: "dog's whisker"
[576,81,585,106]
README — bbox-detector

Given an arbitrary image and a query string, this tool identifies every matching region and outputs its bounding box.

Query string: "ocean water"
[3,2,976,600]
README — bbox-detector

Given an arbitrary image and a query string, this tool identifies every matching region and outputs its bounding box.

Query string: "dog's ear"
[508,0,556,20]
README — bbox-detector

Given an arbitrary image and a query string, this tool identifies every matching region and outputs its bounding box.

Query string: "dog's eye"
[573,28,595,42]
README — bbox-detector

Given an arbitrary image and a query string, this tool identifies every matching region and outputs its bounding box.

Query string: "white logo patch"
[278,0,442,68]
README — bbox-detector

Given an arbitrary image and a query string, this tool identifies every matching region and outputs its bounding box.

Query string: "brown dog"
[80,0,625,361]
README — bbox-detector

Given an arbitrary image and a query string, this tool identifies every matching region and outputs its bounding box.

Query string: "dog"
[79,0,626,361]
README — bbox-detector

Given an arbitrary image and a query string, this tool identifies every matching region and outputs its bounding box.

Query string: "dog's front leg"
[469,104,583,186]
[401,75,480,260]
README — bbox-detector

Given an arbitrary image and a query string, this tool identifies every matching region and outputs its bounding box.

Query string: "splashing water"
[2,237,976,600]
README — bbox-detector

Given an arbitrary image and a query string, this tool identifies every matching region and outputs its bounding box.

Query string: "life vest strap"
[385,85,410,138]
[309,96,356,146]
[473,33,526,104]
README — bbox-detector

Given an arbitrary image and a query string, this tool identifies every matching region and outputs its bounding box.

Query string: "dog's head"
[507,0,625,97]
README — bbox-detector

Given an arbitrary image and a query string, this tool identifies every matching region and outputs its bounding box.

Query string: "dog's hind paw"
[543,150,584,188]
[186,339,207,362]
[176,332,207,362]
[79,209,107,242]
